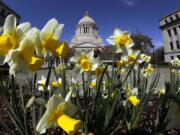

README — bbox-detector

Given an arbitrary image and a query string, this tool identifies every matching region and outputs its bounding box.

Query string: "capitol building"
[70,11,104,51]
[68,11,120,63]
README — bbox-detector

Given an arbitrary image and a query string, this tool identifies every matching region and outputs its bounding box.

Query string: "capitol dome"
[78,11,96,25]
[71,11,103,48]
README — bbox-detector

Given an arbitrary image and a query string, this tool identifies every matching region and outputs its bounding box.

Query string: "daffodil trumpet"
[36,91,81,135]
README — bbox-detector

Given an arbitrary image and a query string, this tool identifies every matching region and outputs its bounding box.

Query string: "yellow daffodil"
[39,18,69,58]
[117,56,128,67]
[159,88,166,95]
[127,49,140,65]
[143,64,154,77]
[55,63,66,73]
[89,79,96,89]
[166,103,180,130]
[51,78,62,88]
[0,14,31,56]
[107,28,134,53]
[170,58,180,66]
[91,63,103,76]
[4,28,44,75]
[139,54,151,63]
[70,50,98,73]
[36,91,81,135]
[95,67,103,76]
[128,96,140,107]
[124,84,140,106]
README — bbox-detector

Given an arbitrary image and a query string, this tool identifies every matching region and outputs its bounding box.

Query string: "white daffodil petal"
[132,88,138,96]
[40,18,59,40]
[91,63,99,71]
[113,28,122,36]
[26,27,39,40]
[3,14,16,35]
[54,23,64,39]
[36,112,51,133]
[47,94,64,111]
[65,90,73,102]
[16,22,31,37]
[106,36,116,45]
[69,57,77,63]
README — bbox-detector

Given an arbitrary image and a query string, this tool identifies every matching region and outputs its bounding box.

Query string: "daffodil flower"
[39,18,69,58]
[70,50,98,73]
[116,55,128,67]
[4,28,44,75]
[143,64,154,77]
[107,28,134,53]
[55,63,66,73]
[127,49,140,65]
[91,63,103,76]
[127,96,140,107]
[138,54,151,63]
[37,75,47,91]
[153,87,166,96]
[51,78,62,88]
[170,58,180,66]
[124,84,140,106]
[36,91,81,135]
[0,14,31,56]
[89,79,96,89]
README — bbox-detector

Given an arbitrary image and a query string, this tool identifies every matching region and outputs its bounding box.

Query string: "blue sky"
[3,0,180,48]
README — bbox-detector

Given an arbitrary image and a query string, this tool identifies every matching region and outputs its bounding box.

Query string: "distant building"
[0,1,20,26]
[159,9,180,62]
[71,11,104,51]
[0,1,20,64]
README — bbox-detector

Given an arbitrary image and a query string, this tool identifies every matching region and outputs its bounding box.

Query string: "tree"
[153,46,164,64]
[131,33,154,55]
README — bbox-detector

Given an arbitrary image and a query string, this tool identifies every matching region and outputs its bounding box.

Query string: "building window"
[167,29,171,37]
[176,41,180,49]
[171,56,174,60]
[173,27,177,35]
[177,55,180,59]
[84,27,85,34]
[0,9,5,17]
[165,19,168,24]
[175,14,179,20]
[170,17,173,22]
[170,42,173,50]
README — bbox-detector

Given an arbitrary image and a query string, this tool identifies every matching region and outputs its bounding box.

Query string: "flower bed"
[0,15,179,135]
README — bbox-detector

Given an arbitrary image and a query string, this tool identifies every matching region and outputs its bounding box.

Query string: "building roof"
[78,11,96,25]
[159,9,180,21]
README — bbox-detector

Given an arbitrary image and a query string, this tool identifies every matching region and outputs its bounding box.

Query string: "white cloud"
[121,0,138,7]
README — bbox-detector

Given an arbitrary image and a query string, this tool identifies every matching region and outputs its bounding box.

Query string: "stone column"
[81,27,84,35]
[170,28,176,50]
[177,26,180,44]
[90,27,92,35]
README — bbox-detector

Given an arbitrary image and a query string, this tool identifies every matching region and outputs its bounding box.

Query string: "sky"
[2,0,180,48]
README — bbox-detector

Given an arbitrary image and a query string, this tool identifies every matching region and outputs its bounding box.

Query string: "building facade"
[71,11,104,51]
[159,9,180,62]
[0,1,20,64]
[0,1,20,26]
